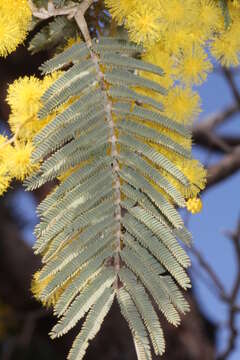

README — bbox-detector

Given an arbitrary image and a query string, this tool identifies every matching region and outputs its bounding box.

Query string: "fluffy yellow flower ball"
[186,197,203,214]
[126,3,161,45]
[0,135,14,161]
[177,159,206,198]
[8,142,36,181]
[175,47,213,85]
[0,72,63,196]
[163,86,201,124]
[7,76,44,139]
[211,20,240,66]
[0,0,32,57]
[105,0,137,24]
[7,73,62,141]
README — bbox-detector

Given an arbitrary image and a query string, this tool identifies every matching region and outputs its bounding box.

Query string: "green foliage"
[26,37,192,360]
[29,17,77,54]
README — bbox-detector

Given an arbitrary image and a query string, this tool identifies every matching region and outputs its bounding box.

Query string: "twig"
[189,246,226,298]
[193,103,240,153]
[190,263,223,299]
[29,0,94,20]
[194,130,232,153]
[222,68,240,106]
[194,104,239,133]
[194,133,240,153]
[74,3,94,46]
[189,218,240,360]
[217,219,240,360]
[28,0,78,19]
[206,146,240,189]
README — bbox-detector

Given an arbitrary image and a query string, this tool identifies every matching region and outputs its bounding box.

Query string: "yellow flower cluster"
[105,0,240,213]
[0,138,34,195]
[7,73,61,140]
[0,73,60,196]
[0,0,32,57]
[105,0,240,67]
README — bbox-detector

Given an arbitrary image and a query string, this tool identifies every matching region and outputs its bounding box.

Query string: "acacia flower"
[163,86,201,124]
[175,46,213,85]
[126,4,161,45]
[186,197,203,214]
[8,141,36,181]
[0,0,32,57]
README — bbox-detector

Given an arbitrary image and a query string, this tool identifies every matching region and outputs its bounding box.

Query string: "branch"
[28,0,77,19]
[222,68,240,106]
[206,146,240,189]
[193,102,240,154]
[194,133,240,153]
[74,3,93,46]
[188,217,240,360]
[217,219,240,360]
[194,104,239,133]
[189,246,226,298]
[194,130,233,153]
[28,0,94,20]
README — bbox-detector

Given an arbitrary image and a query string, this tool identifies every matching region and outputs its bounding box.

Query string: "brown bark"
[207,146,240,189]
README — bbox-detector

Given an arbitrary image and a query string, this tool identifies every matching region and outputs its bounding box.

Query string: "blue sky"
[188,67,240,359]
[8,64,240,358]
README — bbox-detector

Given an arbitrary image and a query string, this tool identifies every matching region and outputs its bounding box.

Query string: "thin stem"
[28,0,94,20]
[28,0,78,19]
[74,9,92,47]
